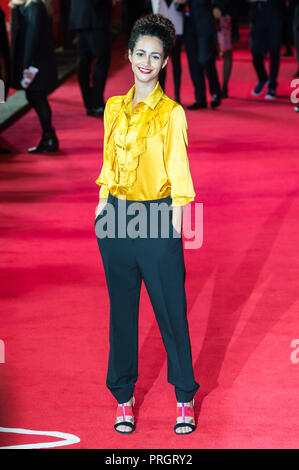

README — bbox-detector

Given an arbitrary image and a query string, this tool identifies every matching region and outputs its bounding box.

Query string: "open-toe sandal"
[174,398,196,435]
[114,396,136,434]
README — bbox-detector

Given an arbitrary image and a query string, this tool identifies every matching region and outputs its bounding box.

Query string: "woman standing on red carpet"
[94,13,199,435]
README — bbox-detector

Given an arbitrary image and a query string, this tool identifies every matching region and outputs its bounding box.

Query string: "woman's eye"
[136,52,143,57]
[152,56,160,60]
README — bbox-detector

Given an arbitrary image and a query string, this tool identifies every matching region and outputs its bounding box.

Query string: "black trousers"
[121,0,151,38]
[249,2,283,90]
[25,89,54,136]
[295,4,299,66]
[159,35,183,102]
[184,15,220,103]
[77,28,110,109]
[94,193,200,404]
[282,2,294,51]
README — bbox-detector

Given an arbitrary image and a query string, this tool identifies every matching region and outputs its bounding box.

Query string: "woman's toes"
[176,426,192,434]
[117,424,132,432]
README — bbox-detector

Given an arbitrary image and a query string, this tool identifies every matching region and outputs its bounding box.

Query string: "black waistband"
[107,193,173,208]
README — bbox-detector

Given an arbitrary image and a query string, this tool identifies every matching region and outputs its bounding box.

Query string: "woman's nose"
[142,55,151,66]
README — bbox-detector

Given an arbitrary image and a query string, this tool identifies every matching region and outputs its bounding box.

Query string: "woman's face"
[128,35,168,84]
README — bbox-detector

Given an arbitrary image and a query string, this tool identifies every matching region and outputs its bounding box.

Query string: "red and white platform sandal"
[174,399,196,435]
[114,396,136,434]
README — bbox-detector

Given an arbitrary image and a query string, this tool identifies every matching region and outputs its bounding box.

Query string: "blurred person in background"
[281,0,294,57]
[69,0,112,117]
[61,0,75,50]
[231,0,240,42]
[0,5,11,154]
[212,0,233,98]
[249,0,284,100]
[10,0,59,153]
[0,5,10,100]
[183,0,222,110]
[121,0,152,39]
[151,0,184,103]
[293,0,299,76]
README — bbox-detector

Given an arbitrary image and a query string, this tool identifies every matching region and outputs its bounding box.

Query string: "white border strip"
[0,427,80,449]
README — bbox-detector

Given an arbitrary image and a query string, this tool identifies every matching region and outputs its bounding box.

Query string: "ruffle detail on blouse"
[104,95,177,195]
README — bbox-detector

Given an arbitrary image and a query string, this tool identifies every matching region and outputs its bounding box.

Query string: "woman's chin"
[135,72,158,83]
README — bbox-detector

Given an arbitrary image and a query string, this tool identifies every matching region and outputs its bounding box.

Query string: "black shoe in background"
[252,79,269,96]
[281,48,293,57]
[221,85,228,99]
[28,131,59,154]
[186,101,207,110]
[0,146,11,154]
[210,94,222,109]
[265,88,277,100]
[87,106,105,117]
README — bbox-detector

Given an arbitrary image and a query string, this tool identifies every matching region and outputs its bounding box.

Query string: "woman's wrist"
[171,205,184,234]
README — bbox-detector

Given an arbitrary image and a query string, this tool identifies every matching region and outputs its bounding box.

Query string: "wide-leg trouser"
[249,2,283,90]
[184,15,221,102]
[94,193,200,404]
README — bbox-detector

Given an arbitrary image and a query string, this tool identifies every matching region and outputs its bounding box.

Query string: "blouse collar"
[123,81,164,110]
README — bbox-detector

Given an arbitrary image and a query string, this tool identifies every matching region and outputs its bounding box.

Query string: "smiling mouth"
[138,67,152,74]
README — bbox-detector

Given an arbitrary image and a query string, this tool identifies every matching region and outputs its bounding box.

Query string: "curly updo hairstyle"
[128,14,176,59]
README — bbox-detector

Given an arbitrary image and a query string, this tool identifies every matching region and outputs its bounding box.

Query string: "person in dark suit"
[61,0,75,50]
[249,0,284,100]
[10,0,58,153]
[0,6,10,100]
[122,0,152,39]
[230,0,240,42]
[0,6,11,154]
[151,0,184,103]
[183,0,222,110]
[293,0,299,76]
[282,0,294,56]
[69,0,112,117]
[212,0,233,98]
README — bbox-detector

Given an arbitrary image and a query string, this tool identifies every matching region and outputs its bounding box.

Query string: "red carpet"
[1,31,299,449]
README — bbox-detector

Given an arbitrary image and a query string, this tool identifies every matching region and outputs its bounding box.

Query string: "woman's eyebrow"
[136,49,162,55]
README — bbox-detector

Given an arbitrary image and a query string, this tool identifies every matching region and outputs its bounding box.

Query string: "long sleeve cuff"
[99,184,109,198]
[171,195,195,206]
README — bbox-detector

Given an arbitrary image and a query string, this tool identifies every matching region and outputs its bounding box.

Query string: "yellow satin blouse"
[95,81,196,206]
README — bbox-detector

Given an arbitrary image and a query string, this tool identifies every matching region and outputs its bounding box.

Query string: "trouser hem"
[107,385,135,404]
[174,383,200,403]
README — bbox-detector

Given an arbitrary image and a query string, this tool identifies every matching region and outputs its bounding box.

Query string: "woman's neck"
[132,79,158,109]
